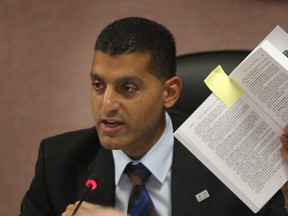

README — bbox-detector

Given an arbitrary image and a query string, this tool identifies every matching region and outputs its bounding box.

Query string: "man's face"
[90,51,168,159]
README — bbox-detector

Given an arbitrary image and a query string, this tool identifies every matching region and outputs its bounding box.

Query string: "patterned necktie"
[124,162,157,216]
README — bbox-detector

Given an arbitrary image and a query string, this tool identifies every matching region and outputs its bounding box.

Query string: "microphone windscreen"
[85,179,98,190]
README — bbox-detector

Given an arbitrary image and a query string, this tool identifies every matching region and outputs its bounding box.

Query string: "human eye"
[91,80,105,92]
[116,77,143,97]
[122,83,138,93]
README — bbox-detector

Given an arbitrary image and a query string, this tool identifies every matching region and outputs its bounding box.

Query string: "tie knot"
[125,163,151,186]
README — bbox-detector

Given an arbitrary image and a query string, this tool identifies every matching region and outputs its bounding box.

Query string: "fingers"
[92,208,127,216]
[61,201,110,215]
[281,128,288,148]
[77,201,103,212]
[280,125,288,161]
[61,201,93,216]
[280,135,288,148]
[279,125,288,207]
[281,181,288,207]
[282,182,288,193]
[62,201,127,216]
[61,203,76,216]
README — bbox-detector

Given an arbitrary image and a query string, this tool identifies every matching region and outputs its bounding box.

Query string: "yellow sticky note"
[204,65,243,107]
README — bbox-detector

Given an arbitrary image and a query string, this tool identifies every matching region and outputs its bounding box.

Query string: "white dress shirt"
[112,112,174,216]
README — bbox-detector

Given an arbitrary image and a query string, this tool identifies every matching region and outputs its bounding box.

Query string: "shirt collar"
[113,112,174,185]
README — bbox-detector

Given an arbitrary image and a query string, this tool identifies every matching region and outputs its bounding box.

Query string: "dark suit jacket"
[20,110,287,216]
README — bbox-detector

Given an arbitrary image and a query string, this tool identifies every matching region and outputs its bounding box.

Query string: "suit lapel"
[77,147,115,207]
[171,137,213,215]
[170,111,213,215]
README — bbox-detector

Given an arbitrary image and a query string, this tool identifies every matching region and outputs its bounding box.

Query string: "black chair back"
[173,50,251,114]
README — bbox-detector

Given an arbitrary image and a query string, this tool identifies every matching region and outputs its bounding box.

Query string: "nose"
[101,87,120,115]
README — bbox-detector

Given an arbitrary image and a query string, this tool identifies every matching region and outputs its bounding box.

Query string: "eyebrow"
[90,71,101,81]
[90,71,144,86]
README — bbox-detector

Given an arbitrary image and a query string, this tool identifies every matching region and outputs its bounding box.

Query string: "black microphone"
[71,177,98,216]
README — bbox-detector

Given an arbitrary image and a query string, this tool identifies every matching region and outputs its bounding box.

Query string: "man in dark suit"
[20,17,288,216]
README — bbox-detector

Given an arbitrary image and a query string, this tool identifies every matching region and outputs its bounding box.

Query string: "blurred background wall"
[1,0,288,215]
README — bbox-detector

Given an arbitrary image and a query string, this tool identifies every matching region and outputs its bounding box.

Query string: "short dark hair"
[94,17,176,81]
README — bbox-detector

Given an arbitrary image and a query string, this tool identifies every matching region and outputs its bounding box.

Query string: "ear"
[163,76,182,109]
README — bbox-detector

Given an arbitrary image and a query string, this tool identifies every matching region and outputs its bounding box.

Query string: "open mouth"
[100,118,124,135]
[102,120,123,127]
